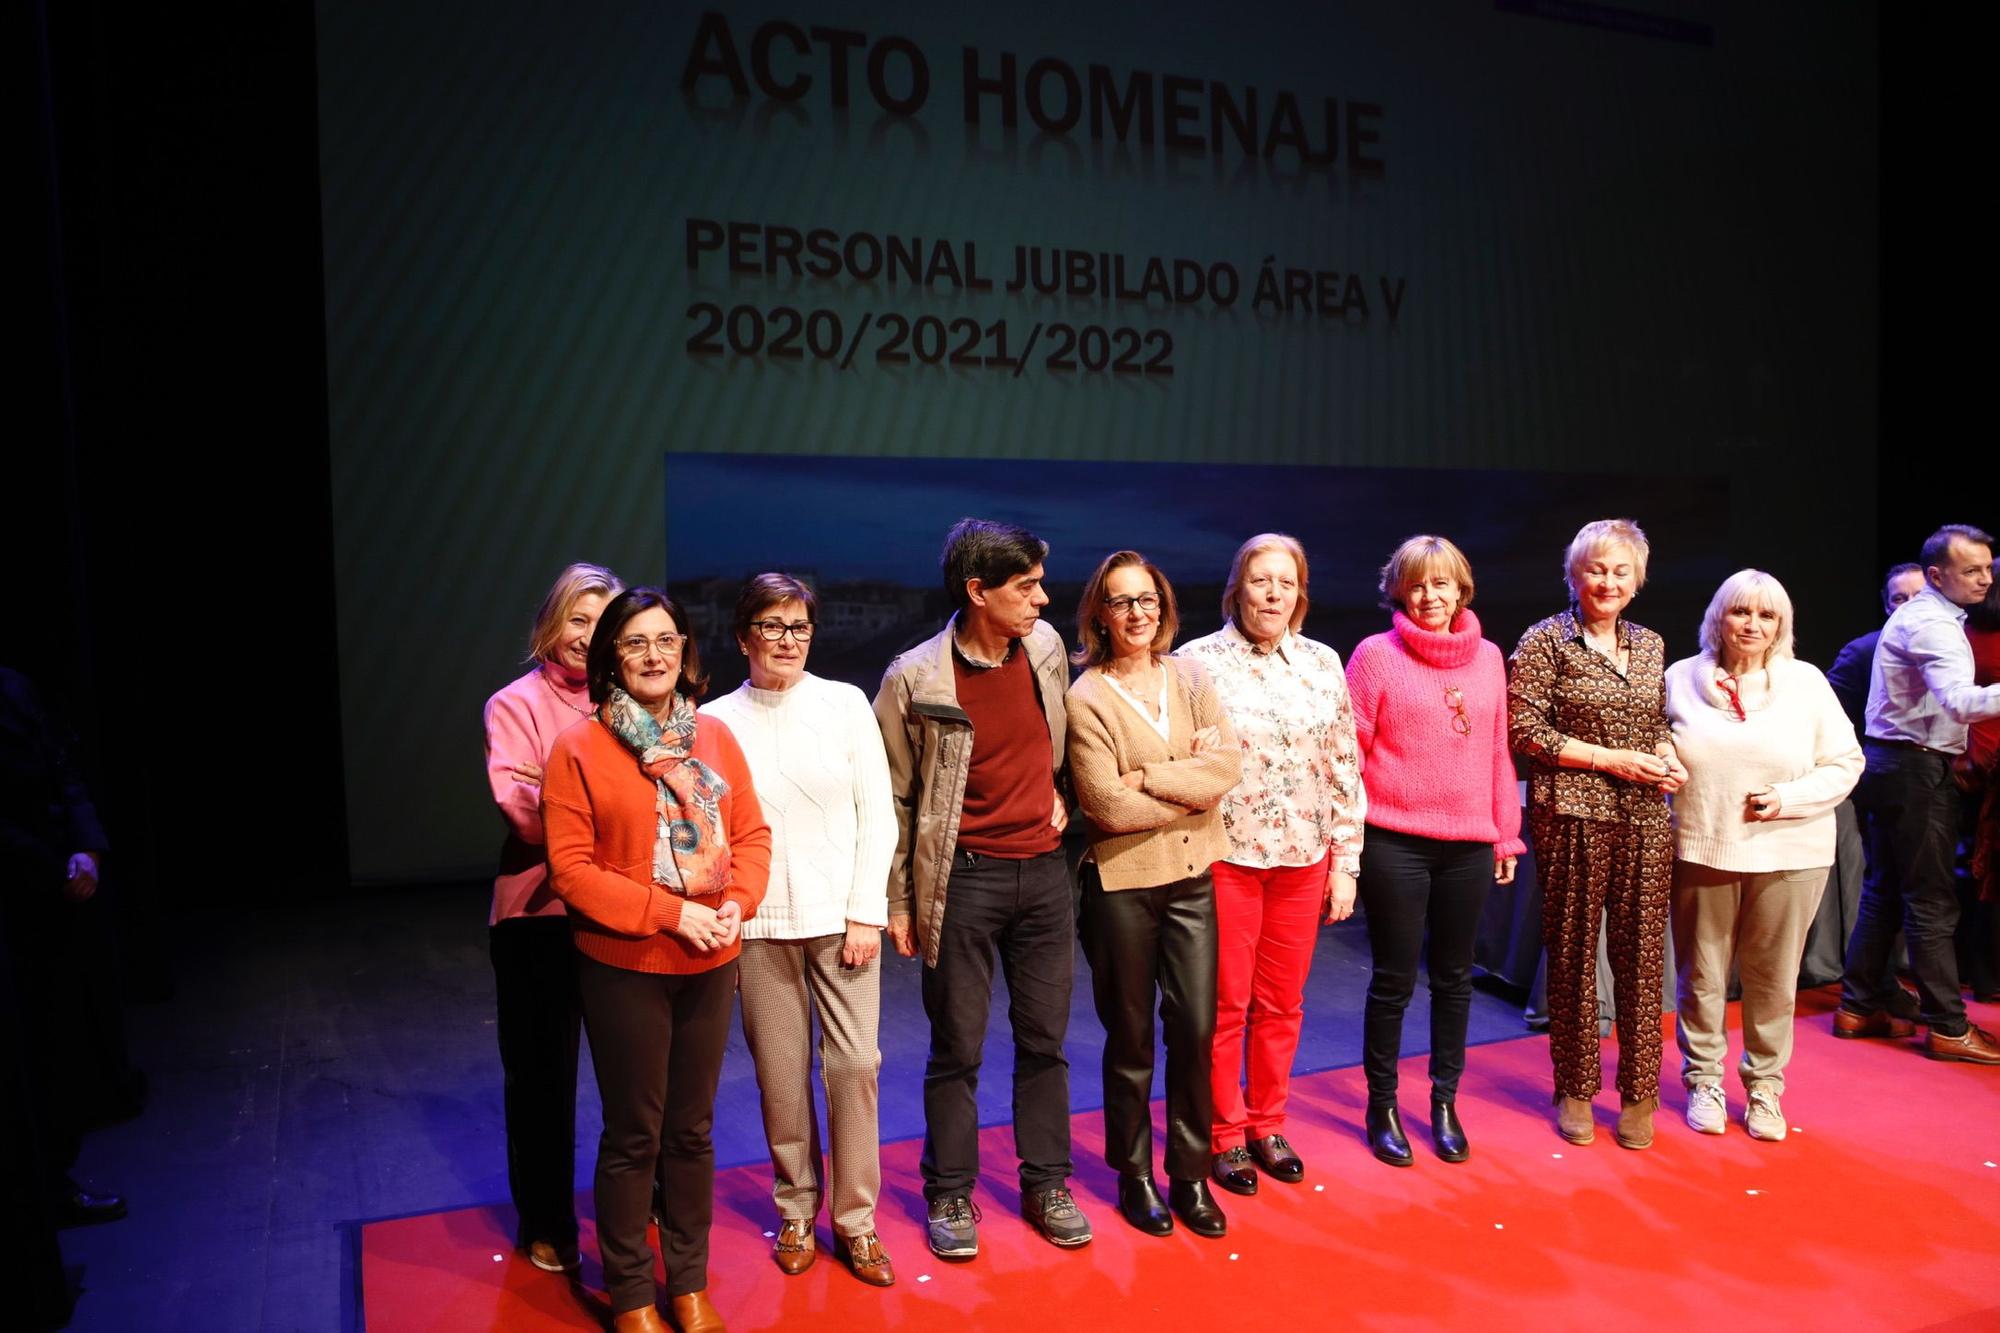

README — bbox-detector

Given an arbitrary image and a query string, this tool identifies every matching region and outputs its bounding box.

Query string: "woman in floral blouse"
[1508,518,1686,1152]
[1179,533,1367,1197]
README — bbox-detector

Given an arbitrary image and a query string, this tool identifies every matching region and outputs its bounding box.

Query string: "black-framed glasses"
[1444,685,1471,736]
[1104,594,1162,617]
[748,619,816,643]
[616,633,687,658]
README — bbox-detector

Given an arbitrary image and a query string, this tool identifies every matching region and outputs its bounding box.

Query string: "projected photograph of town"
[664,452,1733,699]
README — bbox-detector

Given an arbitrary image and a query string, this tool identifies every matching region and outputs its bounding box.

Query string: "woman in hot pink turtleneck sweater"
[1345,536,1524,1168]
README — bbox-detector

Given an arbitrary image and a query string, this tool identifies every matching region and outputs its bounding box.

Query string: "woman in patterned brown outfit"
[1508,519,1687,1150]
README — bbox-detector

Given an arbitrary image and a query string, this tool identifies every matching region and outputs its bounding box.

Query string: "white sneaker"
[1685,1081,1727,1135]
[1744,1086,1787,1141]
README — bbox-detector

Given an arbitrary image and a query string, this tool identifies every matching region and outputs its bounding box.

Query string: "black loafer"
[1168,1178,1227,1238]
[1366,1105,1413,1167]
[1247,1133,1305,1183]
[1117,1173,1173,1236]
[1210,1146,1259,1196]
[1431,1098,1470,1163]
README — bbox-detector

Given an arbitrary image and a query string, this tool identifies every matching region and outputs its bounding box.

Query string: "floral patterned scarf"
[599,688,731,898]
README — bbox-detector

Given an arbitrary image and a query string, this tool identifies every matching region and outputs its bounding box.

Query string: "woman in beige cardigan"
[1067,550,1242,1240]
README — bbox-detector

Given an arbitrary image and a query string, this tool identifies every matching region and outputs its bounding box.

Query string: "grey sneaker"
[1744,1085,1787,1141]
[1022,1184,1093,1247]
[1685,1081,1727,1135]
[926,1194,980,1258]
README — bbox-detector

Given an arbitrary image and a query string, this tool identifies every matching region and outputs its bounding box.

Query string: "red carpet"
[360,987,1999,1331]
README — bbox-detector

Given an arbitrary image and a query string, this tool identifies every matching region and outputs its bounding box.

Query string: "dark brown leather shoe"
[525,1239,580,1273]
[1248,1133,1305,1182]
[772,1217,815,1275]
[1925,1024,2000,1065]
[669,1290,726,1333]
[1210,1146,1258,1196]
[839,1232,896,1287]
[1834,1006,1916,1040]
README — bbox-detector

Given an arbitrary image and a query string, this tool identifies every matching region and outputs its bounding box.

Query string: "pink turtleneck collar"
[1390,607,1483,669]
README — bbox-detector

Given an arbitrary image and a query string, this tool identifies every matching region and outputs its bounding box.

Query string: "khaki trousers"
[738,935,882,1237]
[1671,860,1829,1093]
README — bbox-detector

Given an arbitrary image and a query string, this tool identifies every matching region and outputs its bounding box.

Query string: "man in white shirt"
[1838,524,2000,1062]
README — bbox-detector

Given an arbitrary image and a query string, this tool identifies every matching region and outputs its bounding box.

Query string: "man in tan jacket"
[873,518,1088,1258]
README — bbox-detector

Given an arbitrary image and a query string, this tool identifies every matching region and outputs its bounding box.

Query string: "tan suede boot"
[1554,1093,1594,1145]
[1616,1096,1657,1150]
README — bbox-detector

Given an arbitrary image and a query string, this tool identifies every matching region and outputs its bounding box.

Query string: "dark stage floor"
[53,883,1531,1332]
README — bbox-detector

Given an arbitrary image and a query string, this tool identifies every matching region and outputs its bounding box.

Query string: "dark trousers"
[1843,744,1968,1034]
[1358,826,1492,1107]
[1079,864,1217,1182]
[489,915,581,1248]
[577,955,736,1312]
[920,847,1074,1201]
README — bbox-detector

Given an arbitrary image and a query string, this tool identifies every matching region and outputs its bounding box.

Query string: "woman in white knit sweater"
[700,574,899,1287]
[1665,569,1861,1142]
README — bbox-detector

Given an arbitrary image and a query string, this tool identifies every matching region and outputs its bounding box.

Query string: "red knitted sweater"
[542,712,771,974]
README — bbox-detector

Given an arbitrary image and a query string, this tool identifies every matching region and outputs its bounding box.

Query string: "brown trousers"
[1533,812,1673,1102]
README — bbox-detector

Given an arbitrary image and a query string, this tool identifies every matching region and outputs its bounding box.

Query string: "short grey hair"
[1698,568,1795,667]
[1564,518,1650,598]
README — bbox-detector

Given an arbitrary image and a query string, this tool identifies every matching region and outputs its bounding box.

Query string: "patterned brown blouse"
[1508,610,1672,826]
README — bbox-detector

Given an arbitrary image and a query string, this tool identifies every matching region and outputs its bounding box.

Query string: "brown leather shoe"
[525,1239,580,1273]
[1554,1094,1594,1145]
[1924,1024,2000,1065]
[1615,1096,1657,1150]
[772,1217,815,1275]
[611,1306,671,1333]
[839,1232,896,1287]
[1834,1007,1916,1040]
[669,1290,726,1333]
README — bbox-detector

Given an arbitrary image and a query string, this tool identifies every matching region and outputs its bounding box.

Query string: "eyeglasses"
[1444,686,1471,736]
[1104,594,1162,617]
[616,633,687,658]
[748,620,815,643]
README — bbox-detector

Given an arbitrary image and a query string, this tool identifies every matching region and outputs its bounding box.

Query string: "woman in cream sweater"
[1665,569,1861,1143]
[1067,550,1241,1239]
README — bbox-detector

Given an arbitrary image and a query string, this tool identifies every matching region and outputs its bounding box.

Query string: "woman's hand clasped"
[671,899,742,953]
[1494,854,1518,885]
[1745,785,1783,821]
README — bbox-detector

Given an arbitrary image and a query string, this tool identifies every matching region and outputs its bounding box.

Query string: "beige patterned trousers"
[737,935,883,1237]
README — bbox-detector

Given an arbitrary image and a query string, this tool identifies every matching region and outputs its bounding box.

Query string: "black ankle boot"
[1431,1097,1470,1163]
[1168,1178,1227,1238]
[1117,1173,1173,1236]
[1366,1105,1413,1167]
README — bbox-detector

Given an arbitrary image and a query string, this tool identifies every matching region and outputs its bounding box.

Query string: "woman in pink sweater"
[480,561,622,1274]
[1346,536,1524,1167]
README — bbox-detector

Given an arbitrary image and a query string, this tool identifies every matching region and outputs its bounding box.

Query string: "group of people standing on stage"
[480,516,1999,1333]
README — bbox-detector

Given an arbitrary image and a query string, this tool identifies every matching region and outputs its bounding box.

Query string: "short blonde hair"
[1223,532,1310,634]
[1564,518,1650,598]
[1699,568,1795,666]
[1378,534,1476,614]
[526,562,624,664]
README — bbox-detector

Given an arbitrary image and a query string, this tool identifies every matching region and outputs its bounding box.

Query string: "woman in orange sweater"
[542,588,771,1333]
